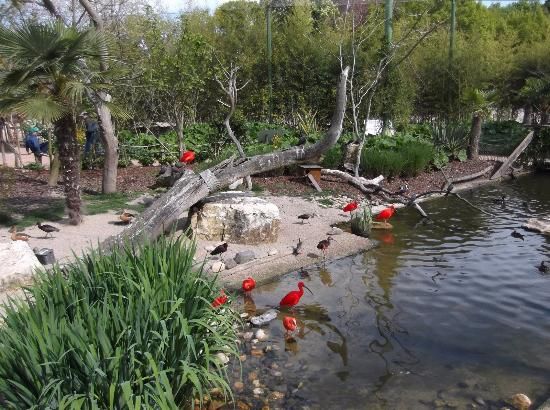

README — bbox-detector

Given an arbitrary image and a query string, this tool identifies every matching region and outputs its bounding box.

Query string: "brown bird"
[210,242,228,256]
[119,210,135,224]
[317,237,335,258]
[292,238,303,256]
[9,226,31,242]
[36,222,59,238]
[297,213,315,224]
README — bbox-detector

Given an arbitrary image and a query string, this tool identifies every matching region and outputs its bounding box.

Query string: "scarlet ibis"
[375,205,396,225]
[511,230,525,241]
[279,281,313,308]
[242,277,256,292]
[283,316,297,334]
[317,236,335,258]
[212,289,228,308]
[180,150,195,164]
[292,238,303,256]
[210,242,228,256]
[297,213,315,224]
[343,200,358,216]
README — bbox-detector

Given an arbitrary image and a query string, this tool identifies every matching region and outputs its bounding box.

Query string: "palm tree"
[0,22,109,224]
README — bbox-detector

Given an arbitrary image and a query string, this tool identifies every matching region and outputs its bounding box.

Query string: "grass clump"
[0,236,239,409]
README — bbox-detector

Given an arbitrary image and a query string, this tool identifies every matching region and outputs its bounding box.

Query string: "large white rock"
[190,193,280,245]
[0,241,42,288]
[523,217,550,235]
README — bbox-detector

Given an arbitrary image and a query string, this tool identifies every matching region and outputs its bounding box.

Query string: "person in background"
[83,113,99,156]
[24,126,39,154]
[26,128,45,163]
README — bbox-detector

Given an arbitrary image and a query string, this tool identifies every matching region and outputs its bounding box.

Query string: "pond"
[227,174,550,410]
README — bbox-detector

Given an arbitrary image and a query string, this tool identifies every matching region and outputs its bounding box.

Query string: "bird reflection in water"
[243,293,257,316]
[380,232,395,245]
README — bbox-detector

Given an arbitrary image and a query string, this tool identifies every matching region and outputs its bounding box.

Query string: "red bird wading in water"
[376,205,396,226]
[242,277,256,293]
[279,281,313,308]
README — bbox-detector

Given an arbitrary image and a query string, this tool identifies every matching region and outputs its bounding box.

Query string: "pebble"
[248,372,258,381]
[263,345,273,353]
[242,331,254,341]
[252,379,261,387]
[271,363,280,369]
[327,227,343,235]
[251,348,264,357]
[434,399,447,408]
[473,397,486,406]
[211,261,225,273]
[240,312,249,319]
[234,381,244,392]
[510,393,532,410]
[255,329,268,341]
[270,391,285,400]
[215,352,229,365]
[225,258,238,270]
[237,400,251,410]
[268,249,278,256]
[253,387,264,396]
[270,370,283,377]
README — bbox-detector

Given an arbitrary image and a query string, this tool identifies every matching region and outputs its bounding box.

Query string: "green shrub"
[430,121,470,160]
[23,162,44,171]
[0,236,239,409]
[433,148,450,169]
[480,120,528,156]
[321,145,343,168]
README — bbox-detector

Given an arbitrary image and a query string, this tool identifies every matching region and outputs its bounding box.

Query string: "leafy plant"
[431,121,470,160]
[23,162,45,171]
[432,148,450,170]
[321,145,343,168]
[0,236,239,408]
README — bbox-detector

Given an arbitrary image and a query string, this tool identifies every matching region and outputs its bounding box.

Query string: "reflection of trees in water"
[360,252,419,397]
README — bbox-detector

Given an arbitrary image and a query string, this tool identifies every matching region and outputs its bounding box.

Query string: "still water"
[229,174,550,410]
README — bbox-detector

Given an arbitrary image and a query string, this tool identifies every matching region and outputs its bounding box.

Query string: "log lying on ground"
[100,67,349,250]
[442,165,493,191]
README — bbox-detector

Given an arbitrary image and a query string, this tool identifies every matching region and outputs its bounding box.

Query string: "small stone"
[270,391,285,400]
[240,312,249,319]
[209,387,223,398]
[252,379,261,387]
[248,371,258,381]
[215,352,229,365]
[250,309,278,326]
[239,354,247,362]
[268,249,278,256]
[271,363,279,370]
[237,400,251,410]
[270,370,283,377]
[510,393,532,410]
[327,227,343,235]
[252,339,258,344]
[242,331,254,341]
[255,329,268,341]
[253,387,264,396]
[434,399,447,408]
[263,345,273,353]
[225,258,238,270]
[211,261,225,272]
[251,348,264,357]
[234,381,244,392]
[473,397,486,406]
[235,250,256,264]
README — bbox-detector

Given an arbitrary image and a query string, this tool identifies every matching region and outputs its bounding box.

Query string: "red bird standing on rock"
[180,150,195,164]
[279,281,313,308]
[242,277,256,293]
[376,205,396,225]
[212,289,228,308]
[343,200,358,215]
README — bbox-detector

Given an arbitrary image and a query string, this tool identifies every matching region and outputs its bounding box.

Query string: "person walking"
[83,114,99,156]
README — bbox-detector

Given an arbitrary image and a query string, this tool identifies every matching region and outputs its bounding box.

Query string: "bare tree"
[101,67,350,249]
[216,64,252,190]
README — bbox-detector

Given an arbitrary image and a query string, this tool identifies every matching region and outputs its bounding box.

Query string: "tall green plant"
[0,236,239,409]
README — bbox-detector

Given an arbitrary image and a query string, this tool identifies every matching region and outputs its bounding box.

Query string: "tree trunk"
[541,110,549,125]
[467,113,482,160]
[0,127,6,167]
[95,94,118,194]
[176,113,185,153]
[55,115,82,225]
[48,154,61,187]
[100,67,350,250]
[523,103,533,125]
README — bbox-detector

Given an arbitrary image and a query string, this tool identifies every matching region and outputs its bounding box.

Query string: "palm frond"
[11,96,67,122]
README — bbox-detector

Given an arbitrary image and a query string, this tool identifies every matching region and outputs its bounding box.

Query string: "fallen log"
[442,165,493,191]
[100,67,350,250]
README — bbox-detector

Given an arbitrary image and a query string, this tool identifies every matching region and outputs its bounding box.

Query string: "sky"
[158,0,236,14]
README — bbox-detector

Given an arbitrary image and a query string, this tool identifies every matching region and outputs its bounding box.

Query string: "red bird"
[283,316,297,334]
[242,277,256,293]
[376,205,396,225]
[343,200,358,215]
[279,281,313,308]
[180,150,195,164]
[212,289,228,308]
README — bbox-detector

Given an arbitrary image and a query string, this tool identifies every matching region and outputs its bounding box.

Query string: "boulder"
[0,241,42,288]
[235,250,256,264]
[523,218,550,235]
[190,193,280,245]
